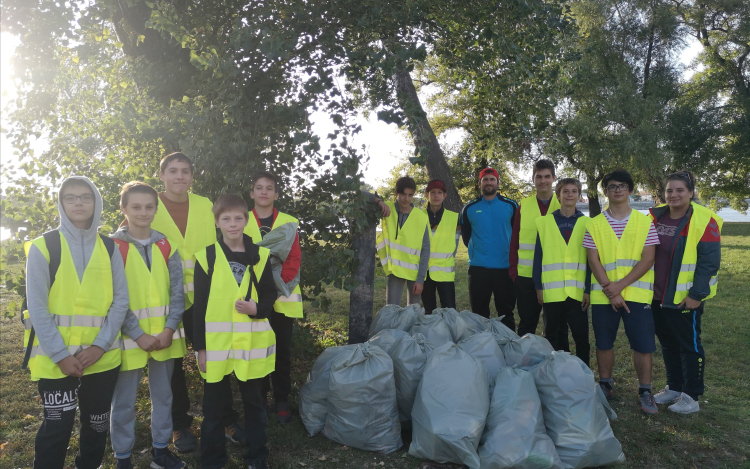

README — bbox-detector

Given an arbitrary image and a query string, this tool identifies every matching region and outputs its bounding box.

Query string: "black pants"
[171,306,194,430]
[201,375,269,468]
[262,311,294,403]
[543,297,590,367]
[33,366,120,469]
[653,301,705,399]
[515,276,543,336]
[467,266,516,331]
[422,273,457,314]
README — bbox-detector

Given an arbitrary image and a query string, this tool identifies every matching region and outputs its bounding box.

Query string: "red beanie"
[479,167,499,180]
[425,179,447,194]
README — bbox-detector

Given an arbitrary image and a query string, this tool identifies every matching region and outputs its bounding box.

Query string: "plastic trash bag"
[323,343,403,454]
[299,345,356,436]
[458,332,506,387]
[488,316,520,345]
[369,304,423,338]
[530,352,625,469]
[410,311,454,347]
[503,334,555,370]
[434,308,474,342]
[478,367,562,469]
[459,310,490,334]
[390,333,430,423]
[409,343,490,468]
[368,328,410,356]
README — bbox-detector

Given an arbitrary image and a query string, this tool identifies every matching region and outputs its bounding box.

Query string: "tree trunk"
[586,170,603,217]
[348,221,376,344]
[393,68,463,212]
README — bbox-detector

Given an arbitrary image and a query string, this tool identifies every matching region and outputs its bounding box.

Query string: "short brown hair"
[120,181,159,207]
[212,194,249,221]
[533,159,556,178]
[251,170,278,192]
[395,176,417,194]
[555,178,582,197]
[159,152,194,174]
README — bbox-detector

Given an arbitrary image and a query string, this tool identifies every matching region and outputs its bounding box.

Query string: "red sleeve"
[509,205,522,281]
[700,217,721,242]
[280,231,301,283]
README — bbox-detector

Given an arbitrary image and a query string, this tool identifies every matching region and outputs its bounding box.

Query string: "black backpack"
[21,230,116,369]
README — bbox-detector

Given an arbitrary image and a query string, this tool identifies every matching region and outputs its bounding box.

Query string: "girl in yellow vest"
[25,177,129,469]
[648,171,722,414]
[193,194,277,469]
[109,182,187,469]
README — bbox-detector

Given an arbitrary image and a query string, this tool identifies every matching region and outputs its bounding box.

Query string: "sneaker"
[654,385,682,405]
[225,422,247,444]
[668,393,700,414]
[248,460,270,469]
[116,458,134,469]
[151,447,187,469]
[639,390,658,415]
[275,401,292,425]
[599,381,614,400]
[172,428,197,453]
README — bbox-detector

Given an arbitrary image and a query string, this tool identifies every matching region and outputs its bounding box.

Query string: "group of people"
[372,161,722,417]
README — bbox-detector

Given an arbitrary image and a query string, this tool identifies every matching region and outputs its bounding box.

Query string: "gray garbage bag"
[368,328,410,355]
[323,343,403,453]
[409,343,490,468]
[530,352,625,468]
[459,310,490,334]
[298,345,356,436]
[434,308,474,342]
[458,332,506,387]
[488,317,520,345]
[410,311,454,347]
[503,334,554,370]
[369,304,423,338]
[390,333,430,422]
[478,367,562,469]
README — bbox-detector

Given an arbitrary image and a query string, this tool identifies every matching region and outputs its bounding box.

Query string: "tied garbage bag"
[299,345,356,436]
[459,310,490,334]
[368,329,410,355]
[410,311,454,347]
[458,332,506,387]
[390,333,430,423]
[368,304,422,338]
[530,352,625,469]
[478,367,562,469]
[433,308,474,342]
[503,334,554,370]
[488,316,520,345]
[323,343,403,454]
[409,343,490,469]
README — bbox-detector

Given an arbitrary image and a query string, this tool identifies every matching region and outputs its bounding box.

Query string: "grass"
[1,224,749,468]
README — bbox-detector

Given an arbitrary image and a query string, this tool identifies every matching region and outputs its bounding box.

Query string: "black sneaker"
[151,447,187,469]
[275,401,292,425]
[116,457,134,469]
[599,381,614,401]
[172,428,197,453]
[248,460,270,469]
[225,422,247,444]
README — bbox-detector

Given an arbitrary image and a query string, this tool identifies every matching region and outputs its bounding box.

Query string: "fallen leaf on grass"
[23,414,34,421]
[0,441,8,451]
[318,455,327,461]
[298,463,307,467]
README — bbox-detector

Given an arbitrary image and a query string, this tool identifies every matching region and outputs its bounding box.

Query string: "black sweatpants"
[422,273,457,314]
[467,266,516,331]
[653,301,706,399]
[201,375,269,468]
[171,306,194,430]
[543,297,590,367]
[33,366,120,469]
[515,276,543,336]
[262,311,294,403]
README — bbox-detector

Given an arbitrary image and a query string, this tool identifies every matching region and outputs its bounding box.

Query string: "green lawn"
[1,224,749,468]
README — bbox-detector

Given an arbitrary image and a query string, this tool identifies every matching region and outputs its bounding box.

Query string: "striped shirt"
[582,210,659,249]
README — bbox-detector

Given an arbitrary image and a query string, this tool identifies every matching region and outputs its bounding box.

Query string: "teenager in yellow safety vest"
[532,178,591,366]
[24,176,129,469]
[510,159,561,337]
[244,170,302,424]
[584,169,661,415]
[421,179,460,314]
[194,194,277,469]
[109,182,187,469]
[648,171,722,414]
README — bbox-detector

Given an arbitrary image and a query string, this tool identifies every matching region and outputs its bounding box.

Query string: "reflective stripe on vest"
[587,211,655,304]
[377,201,429,281]
[536,214,590,302]
[423,208,458,282]
[24,233,120,381]
[518,195,560,277]
[194,243,275,383]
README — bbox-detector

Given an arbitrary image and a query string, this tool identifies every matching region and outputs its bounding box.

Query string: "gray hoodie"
[112,226,185,339]
[25,176,129,364]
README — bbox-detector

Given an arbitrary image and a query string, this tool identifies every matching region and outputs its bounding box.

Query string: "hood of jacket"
[58,176,104,245]
[112,226,168,245]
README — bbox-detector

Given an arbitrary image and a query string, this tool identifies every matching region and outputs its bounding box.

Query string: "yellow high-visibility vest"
[517,195,560,278]
[116,239,187,371]
[194,243,275,383]
[376,201,429,281]
[151,193,216,308]
[422,208,458,282]
[23,233,121,381]
[587,211,655,304]
[244,211,303,318]
[536,214,590,302]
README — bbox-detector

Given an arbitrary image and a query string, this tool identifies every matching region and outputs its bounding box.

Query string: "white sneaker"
[654,385,682,404]
[668,393,700,414]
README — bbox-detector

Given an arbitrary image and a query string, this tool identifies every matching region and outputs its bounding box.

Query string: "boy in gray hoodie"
[25,176,129,469]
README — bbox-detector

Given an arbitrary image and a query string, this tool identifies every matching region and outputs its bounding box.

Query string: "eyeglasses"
[62,194,95,204]
[605,184,629,193]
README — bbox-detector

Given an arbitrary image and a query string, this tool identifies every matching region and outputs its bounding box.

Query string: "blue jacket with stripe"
[461,195,518,269]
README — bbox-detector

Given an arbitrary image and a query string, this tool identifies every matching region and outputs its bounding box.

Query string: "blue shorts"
[592,301,656,354]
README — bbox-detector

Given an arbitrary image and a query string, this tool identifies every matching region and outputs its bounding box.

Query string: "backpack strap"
[154,238,172,265]
[99,234,116,259]
[112,239,130,266]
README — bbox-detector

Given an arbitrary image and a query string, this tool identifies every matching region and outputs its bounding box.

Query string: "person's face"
[396,188,415,208]
[159,160,193,195]
[428,189,446,207]
[121,193,158,230]
[61,185,95,226]
[604,180,632,202]
[558,184,580,208]
[534,169,556,194]
[665,180,693,211]
[480,175,498,196]
[249,177,278,208]
[216,209,249,241]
